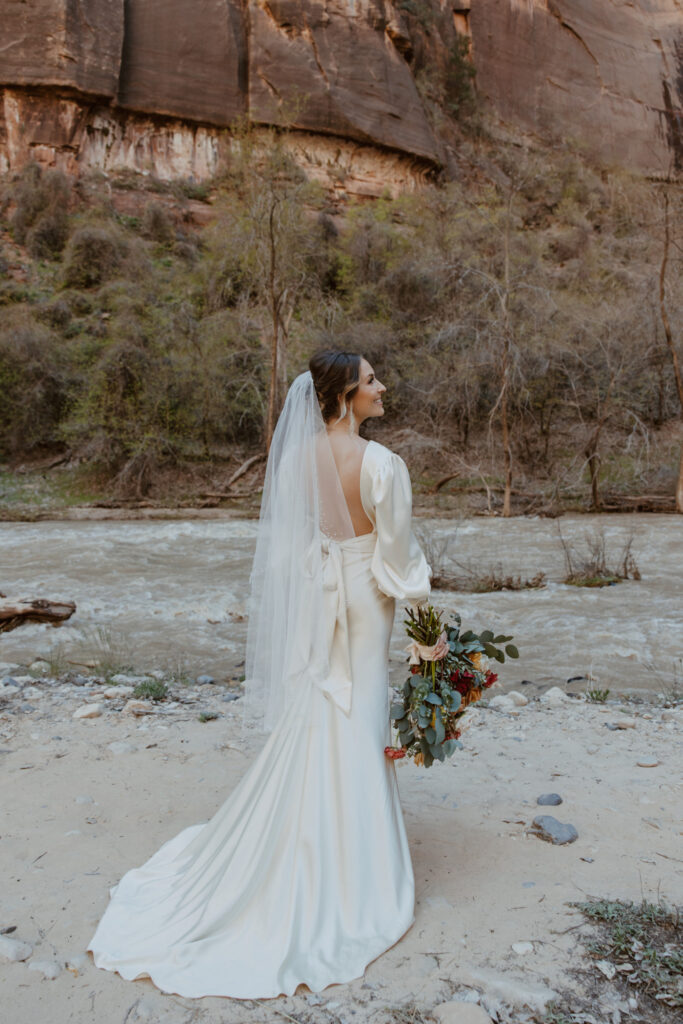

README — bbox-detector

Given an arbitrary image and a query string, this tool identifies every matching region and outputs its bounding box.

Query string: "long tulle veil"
[241,370,358,736]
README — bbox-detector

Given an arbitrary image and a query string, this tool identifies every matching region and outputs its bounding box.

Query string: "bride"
[86,349,432,999]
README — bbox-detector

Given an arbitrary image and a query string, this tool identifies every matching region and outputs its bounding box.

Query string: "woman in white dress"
[86,349,432,999]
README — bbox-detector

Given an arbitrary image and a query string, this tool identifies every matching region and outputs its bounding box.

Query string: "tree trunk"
[585,433,602,511]
[659,190,683,515]
[501,191,514,517]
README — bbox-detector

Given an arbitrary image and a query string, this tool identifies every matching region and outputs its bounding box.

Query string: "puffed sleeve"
[369,451,432,609]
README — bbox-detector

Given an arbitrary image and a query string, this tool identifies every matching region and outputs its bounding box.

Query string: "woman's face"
[349,357,387,423]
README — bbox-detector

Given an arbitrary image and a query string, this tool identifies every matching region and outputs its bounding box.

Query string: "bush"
[10,163,71,259]
[141,201,175,245]
[0,316,67,456]
[62,226,132,288]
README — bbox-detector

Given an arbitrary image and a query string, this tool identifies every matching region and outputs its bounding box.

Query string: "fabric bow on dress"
[317,536,354,716]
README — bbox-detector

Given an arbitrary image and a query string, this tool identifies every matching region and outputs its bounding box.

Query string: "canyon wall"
[0,0,681,193]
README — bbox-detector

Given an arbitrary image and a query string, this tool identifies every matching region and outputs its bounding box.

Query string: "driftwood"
[227,453,267,488]
[0,598,76,633]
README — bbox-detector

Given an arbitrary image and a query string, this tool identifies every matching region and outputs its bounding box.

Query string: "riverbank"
[0,673,680,1024]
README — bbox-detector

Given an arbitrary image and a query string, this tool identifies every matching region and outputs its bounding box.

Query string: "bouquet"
[385,604,519,768]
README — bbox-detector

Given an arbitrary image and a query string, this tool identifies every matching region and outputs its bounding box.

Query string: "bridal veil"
[242,369,362,735]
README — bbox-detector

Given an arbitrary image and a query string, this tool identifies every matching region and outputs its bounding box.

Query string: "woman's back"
[326,431,374,537]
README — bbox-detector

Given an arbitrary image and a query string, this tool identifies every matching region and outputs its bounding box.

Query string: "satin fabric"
[86,441,432,999]
[360,441,432,608]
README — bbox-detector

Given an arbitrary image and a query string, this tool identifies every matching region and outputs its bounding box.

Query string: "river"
[1,514,681,697]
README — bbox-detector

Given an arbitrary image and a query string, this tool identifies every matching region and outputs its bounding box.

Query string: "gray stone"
[539,686,569,707]
[73,703,103,719]
[222,692,241,702]
[107,741,138,755]
[28,958,62,979]
[0,935,33,961]
[530,815,579,845]
[102,685,134,698]
[536,793,563,806]
[196,675,215,685]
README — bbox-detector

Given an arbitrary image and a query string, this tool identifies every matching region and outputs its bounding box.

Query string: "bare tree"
[657,189,683,512]
[207,124,320,452]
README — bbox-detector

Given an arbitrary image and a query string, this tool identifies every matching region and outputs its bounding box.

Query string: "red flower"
[384,746,406,760]
[449,670,460,683]
[484,671,498,688]
[410,665,421,675]
[455,680,469,696]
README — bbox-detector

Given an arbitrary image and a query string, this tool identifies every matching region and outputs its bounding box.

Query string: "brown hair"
[309,349,362,423]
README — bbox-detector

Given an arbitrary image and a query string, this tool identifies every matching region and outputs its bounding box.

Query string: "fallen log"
[0,598,76,633]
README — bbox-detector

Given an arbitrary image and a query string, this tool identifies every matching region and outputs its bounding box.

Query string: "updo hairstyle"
[309,349,362,424]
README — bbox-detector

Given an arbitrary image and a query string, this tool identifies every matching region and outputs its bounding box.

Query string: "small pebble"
[536,793,563,806]
[0,935,33,961]
[107,741,138,755]
[530,815,579,845]
[615,718,636,729]
[539,687,569,707]
[636,759,659,768]
[196,675,215,685]
[73,703,103,719]
[102,685,134,699]
[122,699,153,716]
[28,959,62,979]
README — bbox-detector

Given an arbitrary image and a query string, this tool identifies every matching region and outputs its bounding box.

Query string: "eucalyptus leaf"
[425,726,436,744]
[505,644,519,658]
[426,693,442,705]
[390,703,406,718]
[434,716,445,744]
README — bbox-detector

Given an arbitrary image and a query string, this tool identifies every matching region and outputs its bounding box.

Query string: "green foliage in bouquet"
[386,604,519,768]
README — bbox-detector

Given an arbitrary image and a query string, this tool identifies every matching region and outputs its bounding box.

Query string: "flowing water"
[1,514,681,696]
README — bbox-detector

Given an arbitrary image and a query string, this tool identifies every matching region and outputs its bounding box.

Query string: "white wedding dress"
[86,438,431,999]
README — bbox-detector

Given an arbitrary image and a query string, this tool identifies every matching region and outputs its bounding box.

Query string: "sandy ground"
[0,682,681,1024]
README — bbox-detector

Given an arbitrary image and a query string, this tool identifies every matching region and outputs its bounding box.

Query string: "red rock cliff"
[0,0,681,192]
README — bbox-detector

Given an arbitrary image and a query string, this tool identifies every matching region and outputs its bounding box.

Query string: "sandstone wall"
[468,0,683,176]
[0,0,681,189]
